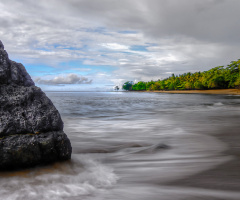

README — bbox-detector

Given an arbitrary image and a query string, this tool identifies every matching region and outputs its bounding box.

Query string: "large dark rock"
[0,41,72,169]
[0,131,71,170]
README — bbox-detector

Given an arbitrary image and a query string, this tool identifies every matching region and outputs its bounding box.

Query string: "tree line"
[122,60,240,91]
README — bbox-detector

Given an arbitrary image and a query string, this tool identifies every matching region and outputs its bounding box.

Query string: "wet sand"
[166,125,240,192]
[141,89,240,95]
[145,89,240,198]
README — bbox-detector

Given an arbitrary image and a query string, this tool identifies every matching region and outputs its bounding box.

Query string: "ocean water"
[1,91,240,200]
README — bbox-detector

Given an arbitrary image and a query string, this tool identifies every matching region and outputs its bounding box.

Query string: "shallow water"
[1,92,240,200]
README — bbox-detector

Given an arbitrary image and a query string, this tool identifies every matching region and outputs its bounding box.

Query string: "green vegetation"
[122,81,134,90]
[114,86,120,91]
[122,60,240,91]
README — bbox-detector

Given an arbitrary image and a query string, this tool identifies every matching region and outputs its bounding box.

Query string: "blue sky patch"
[24,64,56,76]
[118,30,138,34]
[130,45,148,52]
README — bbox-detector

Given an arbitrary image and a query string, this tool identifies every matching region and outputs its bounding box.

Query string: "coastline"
[135,89,240,95]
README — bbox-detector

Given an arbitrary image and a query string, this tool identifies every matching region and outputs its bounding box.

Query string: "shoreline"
[133,89,240,95]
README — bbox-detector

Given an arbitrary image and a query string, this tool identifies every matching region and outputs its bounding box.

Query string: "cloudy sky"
[1,0,240,91]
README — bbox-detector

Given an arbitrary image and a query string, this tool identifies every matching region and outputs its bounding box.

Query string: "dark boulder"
[0,131,71,170]
[0,41,72,170]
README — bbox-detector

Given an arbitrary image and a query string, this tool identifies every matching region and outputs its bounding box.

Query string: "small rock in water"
[0,40,72,170]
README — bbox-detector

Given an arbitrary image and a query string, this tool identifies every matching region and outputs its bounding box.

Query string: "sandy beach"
[142,89,240,95]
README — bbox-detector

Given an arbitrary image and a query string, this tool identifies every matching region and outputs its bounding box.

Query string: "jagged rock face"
[0,42,63,136]
[0,41,72,169]
[0,86,63,136]
[0,41,34,86]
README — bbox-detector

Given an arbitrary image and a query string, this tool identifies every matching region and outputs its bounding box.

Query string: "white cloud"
[1,0,240,90]
[35,74,92,85]
[101,43,129,51]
